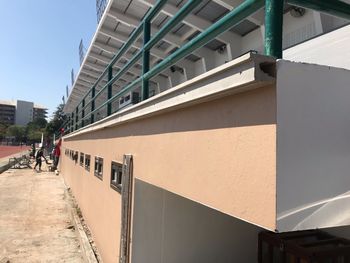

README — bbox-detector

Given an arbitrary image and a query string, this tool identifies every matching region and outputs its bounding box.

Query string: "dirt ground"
[0,146,30,158]
[0,165,84,263]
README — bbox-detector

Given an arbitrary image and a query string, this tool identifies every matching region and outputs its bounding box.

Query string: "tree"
[0,122,8,141]
[28,118,47,130]
[45,103,67,136]
[27,129,42,142]
[6,125,26,142]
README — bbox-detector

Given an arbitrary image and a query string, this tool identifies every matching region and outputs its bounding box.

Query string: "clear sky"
[0,1,97,118]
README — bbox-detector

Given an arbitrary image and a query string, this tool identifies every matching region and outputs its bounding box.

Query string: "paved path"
[0,166,84,262]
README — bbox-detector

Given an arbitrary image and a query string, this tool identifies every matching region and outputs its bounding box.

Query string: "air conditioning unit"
[119,91,139,109]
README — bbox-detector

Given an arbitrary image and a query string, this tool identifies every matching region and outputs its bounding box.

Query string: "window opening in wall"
[94,157,103,179]
[80,153,84,166]
[85,154,91,171]
[111,161,123,193]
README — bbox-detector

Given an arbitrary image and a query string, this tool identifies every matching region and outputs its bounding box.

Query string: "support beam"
[142,20,150,100]
[107,8,217,62]
[100,27,166,60]
[99,27,195,78]
[91,44,179,89]
[265,0,284,58]
[107,67,113,116]
[212,0,264,25]
[93,41,159,67]
[137,0,242,57]
[85,61,106,72]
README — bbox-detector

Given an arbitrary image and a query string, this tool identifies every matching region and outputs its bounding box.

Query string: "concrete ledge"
[65,188,99,263]
[64,52,275,140]
[0,163,12,174]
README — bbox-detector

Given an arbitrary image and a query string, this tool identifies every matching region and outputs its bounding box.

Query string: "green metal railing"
[60,0,350,135]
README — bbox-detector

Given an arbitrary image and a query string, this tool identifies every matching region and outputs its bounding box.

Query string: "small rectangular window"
[80,153,84,166]
[94,157,103,179]
[111,161,123,193]
[85,154,91,171]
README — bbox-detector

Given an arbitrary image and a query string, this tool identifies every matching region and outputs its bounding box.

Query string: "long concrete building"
[0,100,47,126]
[61,0,350,262]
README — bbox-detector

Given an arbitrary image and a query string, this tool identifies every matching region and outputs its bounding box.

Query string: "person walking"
[53,139,61,170]
[33,146,48,172]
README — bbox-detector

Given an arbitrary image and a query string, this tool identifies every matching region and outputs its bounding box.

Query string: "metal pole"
[142,21,150,101]
[143,0,265,81]
[91,87,95,124]
[265,0,284,58]
[107,67,113,116]
[81,99,85,127]
[67,116,70,133]
[75,107,78,130]
[71,112,74,132]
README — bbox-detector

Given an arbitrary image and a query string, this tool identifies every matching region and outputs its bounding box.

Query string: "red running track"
[0,146,30,159]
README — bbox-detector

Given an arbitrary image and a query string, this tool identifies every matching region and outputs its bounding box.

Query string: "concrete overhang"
[63,52,275,139]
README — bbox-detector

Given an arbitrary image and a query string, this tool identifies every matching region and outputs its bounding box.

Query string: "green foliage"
[45,103,67,136]
[0,105,64,144]
[27,129,43,142]
[26,118,47,142]
[0,122,8,140]
[0,118,47,143]
[27,118,47,130]
[6,125,26,141]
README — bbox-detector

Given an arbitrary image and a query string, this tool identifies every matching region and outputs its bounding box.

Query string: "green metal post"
[144,0,203,52]
[265,0,284,58]
[143,0,265,81]
[142,21,150,101]
[71,112,74,132]
[91,88,95,124]
[75,107,78,130]
[107,67,113,116]
[81,99,85,127]
[67,116,70,133]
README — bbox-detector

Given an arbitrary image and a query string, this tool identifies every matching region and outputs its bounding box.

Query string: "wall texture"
[131,179,263,263]
[62,85,277,262]
[276,61,350,231]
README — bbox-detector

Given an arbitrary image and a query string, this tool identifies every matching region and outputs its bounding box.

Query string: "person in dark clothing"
[33,147,48,172]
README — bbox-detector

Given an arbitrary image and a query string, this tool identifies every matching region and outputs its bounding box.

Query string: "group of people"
[33,139,61,172]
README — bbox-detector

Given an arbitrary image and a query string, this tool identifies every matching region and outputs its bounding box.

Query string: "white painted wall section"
[131,180,263,263]
[284,24,350,70]
[276,60,350,232]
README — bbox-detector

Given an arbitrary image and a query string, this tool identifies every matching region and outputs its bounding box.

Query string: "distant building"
[33,104,48,121]
[0,101,16,125]
[0,100,48,126]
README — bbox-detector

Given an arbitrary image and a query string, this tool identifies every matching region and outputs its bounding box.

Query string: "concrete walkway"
[0,166,84,262]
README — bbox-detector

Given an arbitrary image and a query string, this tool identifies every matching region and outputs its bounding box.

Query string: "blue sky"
[0,1,97,118]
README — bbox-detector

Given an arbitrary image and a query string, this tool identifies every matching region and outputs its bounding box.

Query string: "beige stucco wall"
[61,84,276,262]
